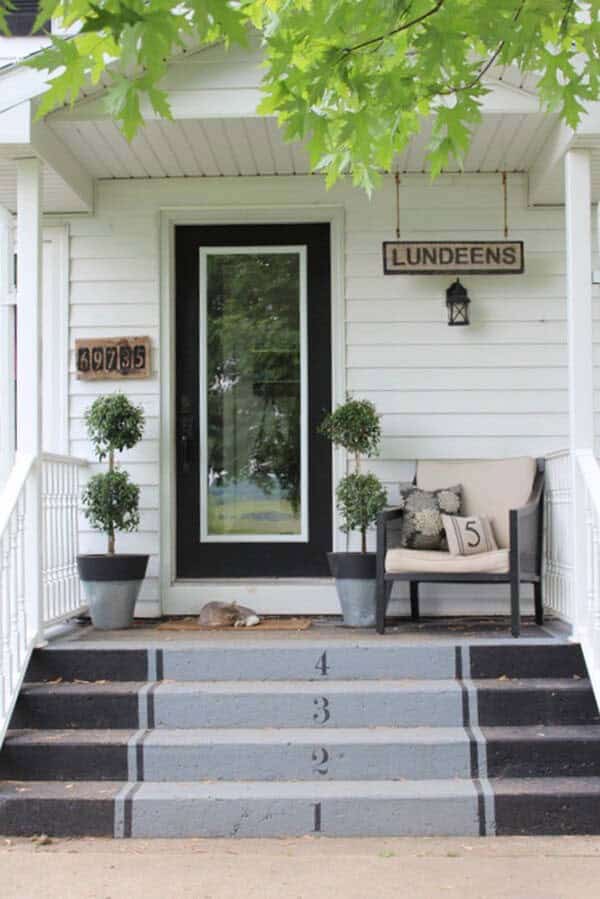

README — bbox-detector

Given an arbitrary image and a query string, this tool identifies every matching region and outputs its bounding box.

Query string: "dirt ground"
[2,835,600,899]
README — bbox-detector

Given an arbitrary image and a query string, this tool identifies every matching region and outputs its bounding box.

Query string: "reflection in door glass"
[202,249,305,540]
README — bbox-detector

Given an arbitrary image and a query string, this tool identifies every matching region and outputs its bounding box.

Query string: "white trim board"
[159,204,345,615]
[42,224,69,455]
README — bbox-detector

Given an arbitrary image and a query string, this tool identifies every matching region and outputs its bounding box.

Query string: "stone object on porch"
[197,601,260,628]
[376,457,545,638]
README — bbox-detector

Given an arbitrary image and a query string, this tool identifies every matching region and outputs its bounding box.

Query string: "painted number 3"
[313,696,330,724]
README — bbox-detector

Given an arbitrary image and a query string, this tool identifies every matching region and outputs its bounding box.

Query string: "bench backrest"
[416,457,537,549]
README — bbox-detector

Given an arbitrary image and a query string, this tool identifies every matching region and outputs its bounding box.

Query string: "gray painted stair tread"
[4,726,470,745]
[0,781,124,799]
[481,725,600,739]
[4,729,137,745]
[23,677,591,693]
[8,724,600,747]
[473,678,592,690]
[44,636,565,649]
[5,777,600,799]
[491,777,600,795]
[154,679,462,694]
[128,780,480,799]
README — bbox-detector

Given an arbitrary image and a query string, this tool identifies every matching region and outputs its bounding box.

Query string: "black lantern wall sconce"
[446,278,471,326]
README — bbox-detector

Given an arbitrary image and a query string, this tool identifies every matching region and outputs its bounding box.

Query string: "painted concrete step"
[483,726,600,778]
[12,678,598,730]
[13,680,464,729]
[476,679,600,726]
[0,779,483,837]
[3,778,600,837]
[4,725,600,783]
[25,641,586,683]
[0,727,473,781]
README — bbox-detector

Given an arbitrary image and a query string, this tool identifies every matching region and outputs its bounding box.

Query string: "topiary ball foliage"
[85,393,145,461]
[319,398,381,458]
[81,469,140,539]
[336,472,388,541]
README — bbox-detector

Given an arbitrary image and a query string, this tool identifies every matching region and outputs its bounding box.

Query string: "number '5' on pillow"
[441,514,498,556]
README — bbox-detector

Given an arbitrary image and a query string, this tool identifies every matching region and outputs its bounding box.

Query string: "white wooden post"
[0,205,15,486]
[565,148,594,639]
[16,158,44,645]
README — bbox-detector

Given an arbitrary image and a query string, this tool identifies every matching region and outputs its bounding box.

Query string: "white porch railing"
[543,450,574,622]
[0,452,87,744]
[42,453,87,626]
[544,449,600,698]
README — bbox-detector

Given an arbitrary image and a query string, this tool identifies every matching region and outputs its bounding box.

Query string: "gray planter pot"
[327,552,377,628]
[77,554,149,630]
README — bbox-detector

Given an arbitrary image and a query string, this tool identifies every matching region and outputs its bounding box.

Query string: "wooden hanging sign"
[75,337,151,380]
[383,240,524,275]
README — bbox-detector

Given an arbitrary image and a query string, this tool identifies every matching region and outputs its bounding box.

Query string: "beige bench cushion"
[416,457,537,549]
[385,548,510,575]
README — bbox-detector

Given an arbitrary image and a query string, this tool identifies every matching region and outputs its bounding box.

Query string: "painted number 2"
[312,747,329,776]
[315,651,329,677]
[313,696,330,724]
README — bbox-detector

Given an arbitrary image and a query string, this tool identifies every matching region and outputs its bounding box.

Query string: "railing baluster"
[39,453,88,629]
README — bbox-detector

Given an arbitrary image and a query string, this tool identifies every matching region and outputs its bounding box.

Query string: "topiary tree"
[81,394,145,555]
[320,397,387,553]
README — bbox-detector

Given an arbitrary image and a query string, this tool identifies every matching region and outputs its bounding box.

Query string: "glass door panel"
[199,247,308,542]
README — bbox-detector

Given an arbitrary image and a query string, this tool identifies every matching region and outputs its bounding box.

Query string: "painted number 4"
[315,651,329,677]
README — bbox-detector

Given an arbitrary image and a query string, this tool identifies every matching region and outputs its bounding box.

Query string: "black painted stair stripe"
[492,778,600,835]
[26,649,149,683]
[469,644,587,680]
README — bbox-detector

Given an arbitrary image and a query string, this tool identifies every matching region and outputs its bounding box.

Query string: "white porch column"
[565,147,594,638]
[0,204,15,486]
[16,158,43,643]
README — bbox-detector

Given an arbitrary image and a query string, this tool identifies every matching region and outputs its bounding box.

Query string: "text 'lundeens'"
[383,241,524,275]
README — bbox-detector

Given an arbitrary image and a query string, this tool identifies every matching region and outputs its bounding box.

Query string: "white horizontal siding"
[67,208,162,615]
[59,171,599,615]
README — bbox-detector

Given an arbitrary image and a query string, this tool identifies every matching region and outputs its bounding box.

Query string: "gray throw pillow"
[397,483,462,550]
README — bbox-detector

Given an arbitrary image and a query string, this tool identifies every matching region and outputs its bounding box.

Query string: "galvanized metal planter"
[327,552,376,628]
[77,554,149,630]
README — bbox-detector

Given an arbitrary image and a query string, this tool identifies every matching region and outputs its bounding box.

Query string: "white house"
[1,16,600,839]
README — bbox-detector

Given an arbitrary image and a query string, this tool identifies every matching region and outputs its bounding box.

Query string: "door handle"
[178,405,194,474]
[180,432,191,473]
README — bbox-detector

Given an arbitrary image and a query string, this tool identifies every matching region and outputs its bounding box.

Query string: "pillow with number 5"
[441,514,498,556]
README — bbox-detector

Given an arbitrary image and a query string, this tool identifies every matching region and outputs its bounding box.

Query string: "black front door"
[175,223,332,578]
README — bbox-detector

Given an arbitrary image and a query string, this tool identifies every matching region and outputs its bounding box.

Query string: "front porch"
[2,40,600,837]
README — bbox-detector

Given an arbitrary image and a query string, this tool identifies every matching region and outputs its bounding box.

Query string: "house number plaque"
[75,337,151,380]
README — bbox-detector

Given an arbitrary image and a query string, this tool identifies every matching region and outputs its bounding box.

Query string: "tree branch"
[560,0,575,35]
[341,0,445,56]
[431,0,526,99]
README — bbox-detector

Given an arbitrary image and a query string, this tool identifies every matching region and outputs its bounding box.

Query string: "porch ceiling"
[45,111,559,182]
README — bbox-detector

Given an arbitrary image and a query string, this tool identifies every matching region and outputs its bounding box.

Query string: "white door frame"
[159,205,345,615]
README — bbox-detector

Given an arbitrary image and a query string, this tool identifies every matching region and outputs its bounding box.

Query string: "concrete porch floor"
[48,615,570,647]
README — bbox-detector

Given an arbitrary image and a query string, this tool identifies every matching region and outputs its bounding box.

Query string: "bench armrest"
[376,507,404,580]
[509,466,545,577]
